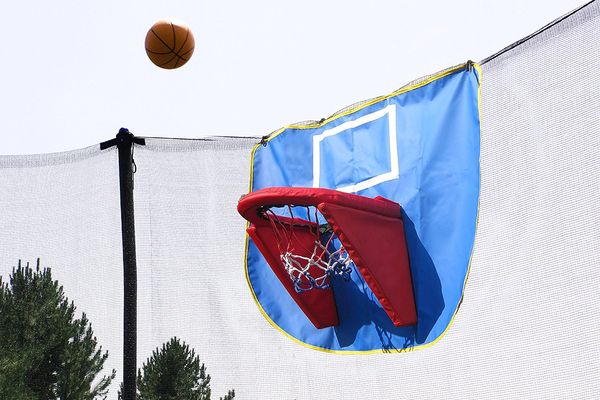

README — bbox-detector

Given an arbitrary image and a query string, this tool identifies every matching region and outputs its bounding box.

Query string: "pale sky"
[0,0,586,155]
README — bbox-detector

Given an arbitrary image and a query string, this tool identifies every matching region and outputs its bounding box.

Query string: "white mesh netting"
[261,205,353,292]
[1,2,600,398]
[0,146,124,389]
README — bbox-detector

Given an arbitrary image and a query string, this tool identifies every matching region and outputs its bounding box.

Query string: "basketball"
[145,19,195,69]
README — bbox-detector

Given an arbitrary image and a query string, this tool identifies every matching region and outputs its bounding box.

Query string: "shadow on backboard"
[332,212,444,350]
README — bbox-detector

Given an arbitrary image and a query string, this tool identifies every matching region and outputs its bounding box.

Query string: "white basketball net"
[264,205,353,292]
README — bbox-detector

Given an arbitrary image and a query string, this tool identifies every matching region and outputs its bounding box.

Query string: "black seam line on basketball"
[145,45,191,59]
[170,23,176,52]
[173,47,181,68]
[174,48,193,63]
[160,48,189,63]
[151,28,175,52]
[152,45,189,66]
[179,47,193,57]
[174,52,191,63]
[174,32,188,68]
[176,29,190,54]
[158,51,188,66]
[159,53,179,67]
[146,48,175,55]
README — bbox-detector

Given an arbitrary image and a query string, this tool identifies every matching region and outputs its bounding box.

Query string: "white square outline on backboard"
[312,104,399,193]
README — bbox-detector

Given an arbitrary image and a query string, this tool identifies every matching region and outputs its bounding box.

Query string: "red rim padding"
[239,187,417,329]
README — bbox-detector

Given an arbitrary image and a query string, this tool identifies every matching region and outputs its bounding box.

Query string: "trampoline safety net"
[1,2,599,398]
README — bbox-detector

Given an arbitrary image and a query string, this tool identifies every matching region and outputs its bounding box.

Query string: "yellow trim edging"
[243,62,482,354]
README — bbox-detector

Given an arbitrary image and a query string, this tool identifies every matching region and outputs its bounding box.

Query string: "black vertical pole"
[101,128,144,400]
[118,128,137,400]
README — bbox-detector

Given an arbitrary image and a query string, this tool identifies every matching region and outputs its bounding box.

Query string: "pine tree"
[0,260,115,399]
[220,390,235,400]
[136,337,235,400]
[0,351,36,400]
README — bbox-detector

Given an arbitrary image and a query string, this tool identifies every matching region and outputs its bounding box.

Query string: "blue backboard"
[246,63,481,352]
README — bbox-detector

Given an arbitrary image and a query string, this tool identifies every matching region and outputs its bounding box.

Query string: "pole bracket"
[100,128,146,150]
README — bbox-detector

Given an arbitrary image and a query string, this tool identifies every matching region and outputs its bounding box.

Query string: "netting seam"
[480,0,597,65]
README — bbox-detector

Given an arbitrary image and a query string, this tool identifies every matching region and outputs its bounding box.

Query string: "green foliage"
[0,260,115,400]
[219,389,236,400]
[135,337,234,400]
[0,351,36,400]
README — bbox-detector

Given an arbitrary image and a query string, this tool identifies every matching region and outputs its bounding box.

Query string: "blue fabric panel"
[247,65,481,351]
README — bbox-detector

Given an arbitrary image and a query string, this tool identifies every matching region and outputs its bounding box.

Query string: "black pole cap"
[100,128,145,150]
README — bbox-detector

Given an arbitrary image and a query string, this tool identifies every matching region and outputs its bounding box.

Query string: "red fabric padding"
[247,223,339,329]
[318,202,417,327]
[238,187,401,224]
[239,187,416,329]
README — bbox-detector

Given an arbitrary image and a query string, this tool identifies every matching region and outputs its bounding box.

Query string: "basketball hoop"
[262,204,353,293]
[239,187,417,329]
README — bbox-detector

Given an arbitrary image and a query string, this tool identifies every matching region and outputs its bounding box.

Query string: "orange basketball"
[145,19,195,69]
